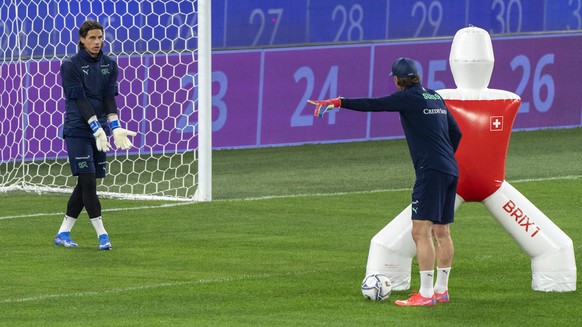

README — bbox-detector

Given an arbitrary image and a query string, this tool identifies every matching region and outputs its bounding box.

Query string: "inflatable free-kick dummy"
[365,26,576,292]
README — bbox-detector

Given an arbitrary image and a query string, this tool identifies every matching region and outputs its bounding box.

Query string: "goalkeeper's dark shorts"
[65,136,107,178]
[411,169,458,224]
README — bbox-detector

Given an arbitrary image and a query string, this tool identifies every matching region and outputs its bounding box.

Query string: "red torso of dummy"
[444,98,521,202]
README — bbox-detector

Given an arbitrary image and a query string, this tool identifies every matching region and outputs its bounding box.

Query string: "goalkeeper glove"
[307,98,342,117]
[108,115,137,150]
[88,116,111,152]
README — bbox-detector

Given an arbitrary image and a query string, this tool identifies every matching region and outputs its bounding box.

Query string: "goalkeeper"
[53,20,137,250]
[308,58,462,306]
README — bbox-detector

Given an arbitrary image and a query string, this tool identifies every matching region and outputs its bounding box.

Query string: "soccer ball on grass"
[361,274,392,301]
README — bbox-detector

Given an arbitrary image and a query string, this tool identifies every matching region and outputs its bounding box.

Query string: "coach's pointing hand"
[308,98,342,117]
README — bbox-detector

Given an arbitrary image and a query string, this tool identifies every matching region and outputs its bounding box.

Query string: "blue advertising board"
[1,0,580,58]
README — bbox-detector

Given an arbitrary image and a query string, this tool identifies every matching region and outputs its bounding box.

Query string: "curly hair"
[78,20,104,50]
[396,75,421,89]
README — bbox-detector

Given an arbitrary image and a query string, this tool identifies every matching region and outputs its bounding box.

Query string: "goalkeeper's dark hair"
[78,20,104,50]
[396,75,421,89]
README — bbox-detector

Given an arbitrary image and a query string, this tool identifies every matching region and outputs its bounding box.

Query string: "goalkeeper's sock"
[58,215,77,234]
[90,216,108,236]
[419,270,435,298]
[434,267,451,294]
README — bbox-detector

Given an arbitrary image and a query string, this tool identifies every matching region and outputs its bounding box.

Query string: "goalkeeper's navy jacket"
[60,49,118,139]
[341,83,462,177]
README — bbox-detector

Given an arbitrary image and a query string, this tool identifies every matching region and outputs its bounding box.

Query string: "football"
[361,274,392,301]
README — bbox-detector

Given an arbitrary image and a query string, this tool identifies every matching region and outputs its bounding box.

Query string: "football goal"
[0,0,212,201]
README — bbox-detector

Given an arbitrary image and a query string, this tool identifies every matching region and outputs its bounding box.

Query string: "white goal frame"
[195,0,212,202]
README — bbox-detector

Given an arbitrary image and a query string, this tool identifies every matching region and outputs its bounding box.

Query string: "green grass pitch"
[1,128,581,326]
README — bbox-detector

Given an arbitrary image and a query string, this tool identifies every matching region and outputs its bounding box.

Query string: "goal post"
[0,0,212,201]
[195,0,212,202]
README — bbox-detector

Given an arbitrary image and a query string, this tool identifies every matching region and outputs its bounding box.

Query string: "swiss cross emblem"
[490,116,503,131]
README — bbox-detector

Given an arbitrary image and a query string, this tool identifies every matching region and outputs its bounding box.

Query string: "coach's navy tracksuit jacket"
[341,83,462,177]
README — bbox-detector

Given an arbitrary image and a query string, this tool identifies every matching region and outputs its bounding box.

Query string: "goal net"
[0,0,212,201]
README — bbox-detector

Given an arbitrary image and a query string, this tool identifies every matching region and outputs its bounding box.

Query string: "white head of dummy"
[450,26,494,89]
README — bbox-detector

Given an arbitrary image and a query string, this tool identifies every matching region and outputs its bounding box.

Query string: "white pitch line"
[0,276,260,304]
[0,202,192,220]
[507,175,582,183]
[0,269,327,304]
[1,175,580,221]
[218,187,414,202]
[213,174,582,202]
